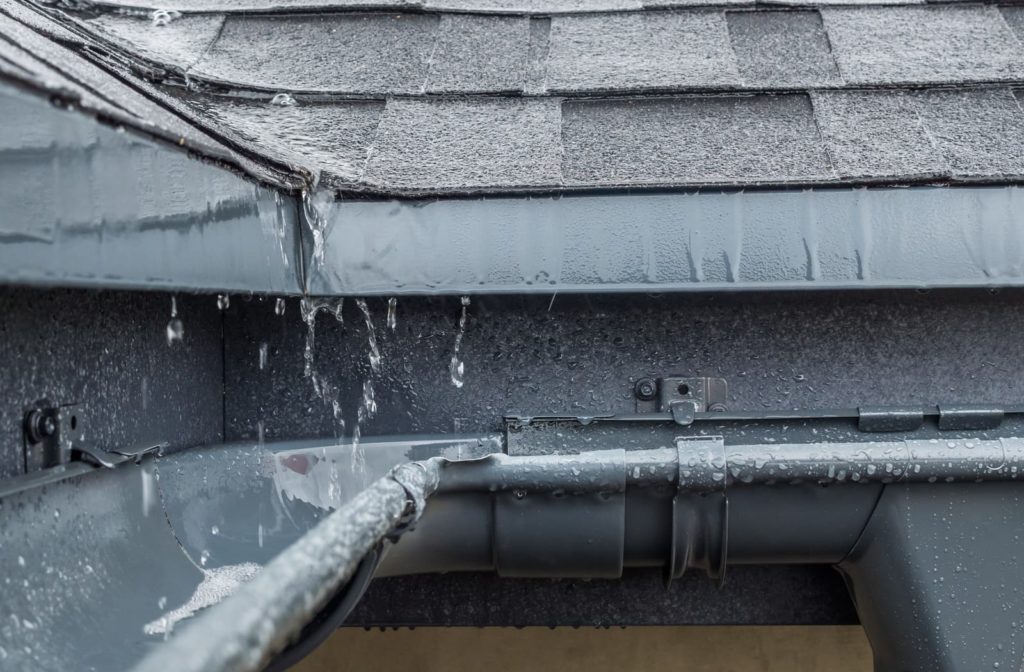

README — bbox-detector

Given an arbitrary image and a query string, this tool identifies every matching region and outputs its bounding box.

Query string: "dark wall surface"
[0,287,224,479]
[224,290,1024,444]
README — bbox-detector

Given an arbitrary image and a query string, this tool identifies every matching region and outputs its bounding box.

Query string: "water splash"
[166,296,184,346]
[386,297,397,330]
[150,8,179,26]
[270,93,297,107]
[142,563,261,637]
[449,296,470,388]
[258,342,268,370]
[217,294,230,311]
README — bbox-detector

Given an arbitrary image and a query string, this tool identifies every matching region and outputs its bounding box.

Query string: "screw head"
[39,416,56,437]
[634,378,657,401]
[25,409,57,444]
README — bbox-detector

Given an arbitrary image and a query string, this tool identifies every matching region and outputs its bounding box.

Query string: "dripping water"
[387,297,397,330]
[302,190,331,273]
[449,296,470,388]
[299,298,346,435]
[352,299,382,473]
[166,295,184,346]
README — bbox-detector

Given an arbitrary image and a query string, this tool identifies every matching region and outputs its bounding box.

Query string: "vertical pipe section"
[130,461,440,672]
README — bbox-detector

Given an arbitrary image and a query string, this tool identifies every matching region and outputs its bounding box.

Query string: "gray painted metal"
[306,186,1024,295]
[840,483,1024,672]
[119,433,1024,672]
[0,81,302,294]
[130,460,442,672]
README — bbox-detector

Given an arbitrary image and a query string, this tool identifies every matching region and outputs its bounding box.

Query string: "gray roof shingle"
[545,11,740,92]
[181,95,385,182]
[913,88,1024,178]
[727,11,840,88]
[363,97,563,191]
[425,14,530,93]
[192,14,439,93]
[822,6,1024,85]
[810,90,944,179]
[8,0,1024,196]
[561,94,832,186]
[85,14,223,73]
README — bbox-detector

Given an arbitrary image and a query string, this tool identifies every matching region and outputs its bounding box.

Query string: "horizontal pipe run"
[437,437,1024,494]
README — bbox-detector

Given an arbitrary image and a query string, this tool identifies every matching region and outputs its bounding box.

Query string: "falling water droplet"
[211,525,219,536]
[199,550,209,567]
[166,319,184,346]
[270,93,297,107]
[166,296,184,346]
[217,294,230,311]
[17,556,25,568]
[158,596,167,610]
[274,298,286,316]
[258,342,268,370]
[449,296,470,388]
[387,298,397,330]
[257,523,264,548]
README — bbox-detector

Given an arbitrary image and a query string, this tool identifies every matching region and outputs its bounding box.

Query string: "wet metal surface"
[0,82,302,294]
[0,435,486,671]
[307,187,1024,295]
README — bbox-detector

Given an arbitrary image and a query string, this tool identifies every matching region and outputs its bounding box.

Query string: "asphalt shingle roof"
[5,0,1024,196]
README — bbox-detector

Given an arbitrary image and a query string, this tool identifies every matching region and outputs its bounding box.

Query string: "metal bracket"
[72,441,166,469]
[22,400,82,473]
[21,399,164,472]
[634,376,728,424]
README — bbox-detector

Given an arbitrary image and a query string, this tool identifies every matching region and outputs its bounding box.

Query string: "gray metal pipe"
[438,437,1024,493]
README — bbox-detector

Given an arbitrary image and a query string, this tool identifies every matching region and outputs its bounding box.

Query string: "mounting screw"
[25,409,57,443]
[708,403,728,413]
[634,378,657,401]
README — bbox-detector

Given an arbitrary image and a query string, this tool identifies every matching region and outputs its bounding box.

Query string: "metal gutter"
[122,424,1024,672]
[0,80,303,294]
[307,186,1024,296]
